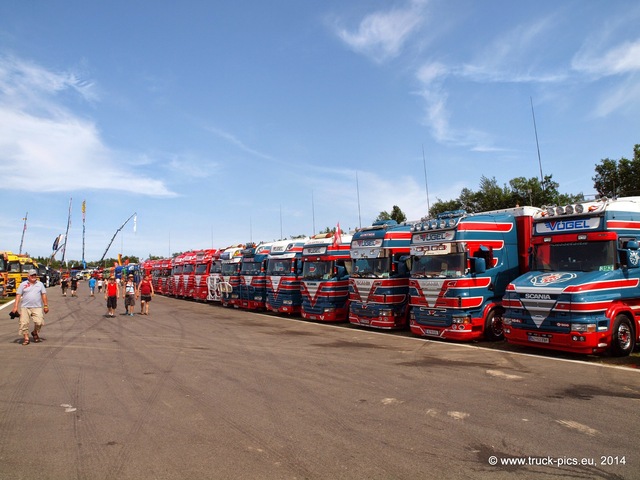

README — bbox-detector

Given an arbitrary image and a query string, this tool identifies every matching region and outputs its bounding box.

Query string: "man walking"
[12,269,49,345]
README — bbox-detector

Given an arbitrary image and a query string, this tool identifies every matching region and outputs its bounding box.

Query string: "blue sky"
[1,0,639,263]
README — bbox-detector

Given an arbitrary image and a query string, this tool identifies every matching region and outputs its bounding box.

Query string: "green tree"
[593,145,640,197]
[376,205,407,224]
[428,198,463,218]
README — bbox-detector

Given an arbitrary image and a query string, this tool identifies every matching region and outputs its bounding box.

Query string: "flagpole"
[18,212,28,254]
[356,172,362,229]
[61,198,72,266]
[81,200,86,268]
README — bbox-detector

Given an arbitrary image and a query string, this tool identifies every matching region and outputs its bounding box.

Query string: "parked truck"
[237,242,273,310]
[217,245,244,307]
[503,197,640,356]
[266,238,308,314]
[191,249,220,301]
[348,220,413,329]
[1,251,38,295]
[300,231,353,322]
[409,207,540,341]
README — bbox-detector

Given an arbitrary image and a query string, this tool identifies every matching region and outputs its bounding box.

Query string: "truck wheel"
[610,315,635,357]
[484,310,504,341]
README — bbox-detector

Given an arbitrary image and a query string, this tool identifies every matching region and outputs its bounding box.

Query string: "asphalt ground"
[1,287,639,480]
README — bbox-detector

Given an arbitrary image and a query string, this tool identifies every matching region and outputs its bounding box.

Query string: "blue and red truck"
[503,196,640,356]
[408,207,540,341]
[265,238,309,314]
[348,220,413,329]
[300,231,353,322]
[238,242,273,310]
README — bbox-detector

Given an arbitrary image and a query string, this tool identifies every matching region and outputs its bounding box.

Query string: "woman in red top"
[137,275,154,315]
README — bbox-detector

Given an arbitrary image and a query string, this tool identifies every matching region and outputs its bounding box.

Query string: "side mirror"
[620,245,640,269]
[471,257,486,274]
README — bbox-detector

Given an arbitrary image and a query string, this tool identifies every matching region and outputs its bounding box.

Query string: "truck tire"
[484,310,504,341]
[610,315,635,357]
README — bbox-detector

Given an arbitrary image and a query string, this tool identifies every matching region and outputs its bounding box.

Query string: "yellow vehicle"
[0,251,38,295]
[0,252,7,297]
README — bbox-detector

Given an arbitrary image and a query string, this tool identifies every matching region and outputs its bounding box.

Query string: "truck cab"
[503,197,640,356]
[348,220,412,329]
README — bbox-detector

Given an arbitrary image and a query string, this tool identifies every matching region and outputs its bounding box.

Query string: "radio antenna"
[422,144,431,215]
[530,97,544,188]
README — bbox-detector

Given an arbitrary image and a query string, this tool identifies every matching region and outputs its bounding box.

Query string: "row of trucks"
[140,197,640,357]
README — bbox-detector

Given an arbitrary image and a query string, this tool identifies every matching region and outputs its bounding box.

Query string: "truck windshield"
[267,259,292,275]
[303,260,333,280]
[210,261,222,274]
[351,258,390,278]
[195,263,207,274]
[533,240,616,272]
[241,261,262,274]
[221,262,238,275]
[411,253,466,278]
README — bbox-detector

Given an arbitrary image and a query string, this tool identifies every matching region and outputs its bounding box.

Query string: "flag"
[52,234,62,252]
[82,200,86,221]
[133,214,137,233]
[333,222,341,248]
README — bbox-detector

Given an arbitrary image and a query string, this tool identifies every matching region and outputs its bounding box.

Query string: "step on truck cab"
[348,220,413,329]
[217,245,244,307]
[409,207,540,341]
[238,242,273,310]
[301,231,353,322]
[206,250,225,302]
[266,238,308,314]
[503,196,640,356]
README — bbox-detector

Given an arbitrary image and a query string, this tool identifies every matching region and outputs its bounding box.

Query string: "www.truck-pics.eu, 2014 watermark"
[487,455,627,468]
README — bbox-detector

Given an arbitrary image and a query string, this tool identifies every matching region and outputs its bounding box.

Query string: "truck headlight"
[571,323,596,333]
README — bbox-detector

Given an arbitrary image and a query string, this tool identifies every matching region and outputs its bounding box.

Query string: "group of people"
[11,271,155,345]
[104,274,155,317]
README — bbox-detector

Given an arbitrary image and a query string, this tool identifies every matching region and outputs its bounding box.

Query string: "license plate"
[424,329,440,336]
[359,318,370,325]
[528,333,551,344]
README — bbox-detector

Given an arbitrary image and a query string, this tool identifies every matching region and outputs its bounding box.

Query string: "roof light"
[574,204,584,214]
[555,206,565,215]
[565,205,574,215]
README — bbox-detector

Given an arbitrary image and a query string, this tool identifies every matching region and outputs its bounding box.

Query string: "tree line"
[377,144,639,222]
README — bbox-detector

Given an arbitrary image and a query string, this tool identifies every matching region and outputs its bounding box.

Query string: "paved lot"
[1,288,638,480]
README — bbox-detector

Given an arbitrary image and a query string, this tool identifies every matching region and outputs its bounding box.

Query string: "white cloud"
[572,39,640,77]
[333,0,428,63]
[0,54,176,197]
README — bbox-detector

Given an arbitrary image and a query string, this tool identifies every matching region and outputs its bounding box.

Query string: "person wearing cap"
[122,274,138,316]
[12,269,48,345]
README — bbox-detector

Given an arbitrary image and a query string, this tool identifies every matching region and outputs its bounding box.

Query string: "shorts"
[19,307,44,335]
[107,296,118,309]
[141,295,152,302]
[125,294,136,307]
